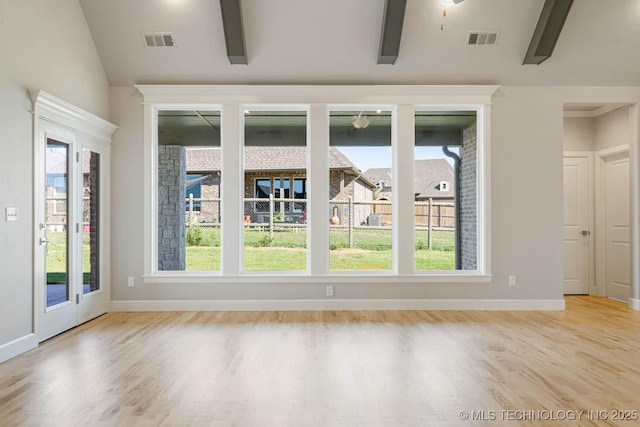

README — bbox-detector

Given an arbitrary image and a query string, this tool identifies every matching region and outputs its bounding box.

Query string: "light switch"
[5,207,18,222]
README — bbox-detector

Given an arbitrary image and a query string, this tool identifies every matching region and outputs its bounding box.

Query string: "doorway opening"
[563,103,632,303]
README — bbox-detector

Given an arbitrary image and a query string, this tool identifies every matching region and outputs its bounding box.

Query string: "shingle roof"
[363,159,455,199]
[186,147,357,172]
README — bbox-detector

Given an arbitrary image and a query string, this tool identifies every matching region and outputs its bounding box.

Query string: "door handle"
[581,230,591,236]
[39,238,48,245]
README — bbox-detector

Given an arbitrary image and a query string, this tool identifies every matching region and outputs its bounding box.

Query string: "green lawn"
[46,228,456,275]
[45,232,92,283]
[190,226,455,251]
[186,246,454,271]
[186,226,455,271]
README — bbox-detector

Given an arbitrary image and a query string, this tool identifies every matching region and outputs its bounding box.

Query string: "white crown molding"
[563,104,629,118]
[134,84,500,105]
[30,90,118,142]
[111,298,565,312]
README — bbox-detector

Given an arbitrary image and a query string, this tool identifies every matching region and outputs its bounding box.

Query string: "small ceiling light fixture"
[352,112,370,130]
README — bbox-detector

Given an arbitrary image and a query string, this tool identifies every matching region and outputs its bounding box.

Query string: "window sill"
[143,273,493,285]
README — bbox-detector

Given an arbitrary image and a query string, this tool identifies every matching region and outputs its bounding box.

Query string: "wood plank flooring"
[1,297,640,426]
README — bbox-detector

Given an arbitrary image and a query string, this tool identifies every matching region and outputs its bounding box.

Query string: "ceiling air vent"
[143,32,175,47]
[466,31,499,46]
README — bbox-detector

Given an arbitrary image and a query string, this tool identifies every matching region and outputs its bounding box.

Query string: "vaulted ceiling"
[79,0,640,87]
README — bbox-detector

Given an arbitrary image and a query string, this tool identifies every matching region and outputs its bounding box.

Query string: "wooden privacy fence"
[185,194,454,250]
[371,199,455,228]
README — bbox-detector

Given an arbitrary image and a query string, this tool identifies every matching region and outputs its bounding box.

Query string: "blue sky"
[337,146,457,172]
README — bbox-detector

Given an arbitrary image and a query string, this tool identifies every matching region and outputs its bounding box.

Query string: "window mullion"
[308,104,330,275]
[221,104,242,276]
[395,105,415,275]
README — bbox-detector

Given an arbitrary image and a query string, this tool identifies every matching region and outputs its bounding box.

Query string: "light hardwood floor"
[1,297,640,426]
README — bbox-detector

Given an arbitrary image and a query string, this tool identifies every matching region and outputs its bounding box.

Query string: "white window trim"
[138,85,496,283]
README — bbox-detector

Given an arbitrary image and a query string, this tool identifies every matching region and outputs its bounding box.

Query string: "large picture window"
[414,110,478,271]
[143,86,492,281]
[156,110,221,272]
[243,110,308,272]
[329,109,393,271]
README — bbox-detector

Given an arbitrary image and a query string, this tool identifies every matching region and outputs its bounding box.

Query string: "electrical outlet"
[326,285,334,297]
[508,275,516,287]
[127,277,135,287]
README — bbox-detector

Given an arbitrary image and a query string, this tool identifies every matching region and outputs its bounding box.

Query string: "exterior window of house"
[255,178,302,214]
[186,174,203,211]
[329,109,393,271]
[243,110,308,272]
[254,178,271,212]
[414,110,477,271]
[157,110,221,272]
[293,178,306,212]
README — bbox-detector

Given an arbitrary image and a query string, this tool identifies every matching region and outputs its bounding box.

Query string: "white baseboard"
[111,298,566,312]
[630,298,640,311]
[0,333,38,364]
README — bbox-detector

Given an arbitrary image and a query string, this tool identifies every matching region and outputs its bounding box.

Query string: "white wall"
[109,86,569,304]
[595,107,630,151]
[564,117,595,151]
[0,0,109,358]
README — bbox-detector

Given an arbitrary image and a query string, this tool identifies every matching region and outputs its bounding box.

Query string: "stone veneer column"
[157,145,186,271]
[460,124,477,270]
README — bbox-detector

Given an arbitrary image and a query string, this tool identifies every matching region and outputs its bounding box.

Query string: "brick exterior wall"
[329,171,373,225]
[158,145,186,271]
[460,124,477,270]
[88,152,99,291]
[218,170,374,224]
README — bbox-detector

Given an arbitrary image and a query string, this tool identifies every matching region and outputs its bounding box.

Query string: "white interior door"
[604,154,631,302]
[563,156,591,294]
[35,121,109,341]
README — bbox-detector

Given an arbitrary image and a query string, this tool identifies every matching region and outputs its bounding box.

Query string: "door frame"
[563,151,595,295]
[31,91,117,341]
[595,144,630,299]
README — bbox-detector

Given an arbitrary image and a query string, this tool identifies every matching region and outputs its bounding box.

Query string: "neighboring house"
[364,159,455,201]
[185,146,376,224]
[364,159,455,227]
